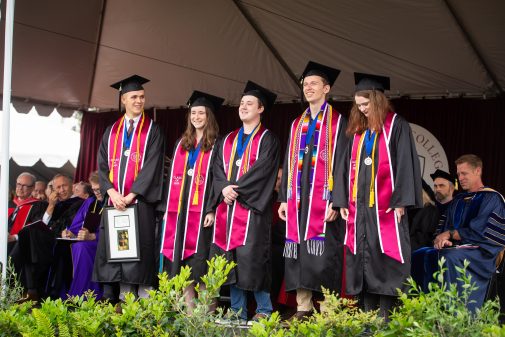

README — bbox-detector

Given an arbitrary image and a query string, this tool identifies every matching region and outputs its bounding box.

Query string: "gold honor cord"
[192,152,205,206]
[108,112,146,183]
[326,106,333,192]
[242,123,262,175]
[109,116,125,182]
[178,152,189,214]
[352,133,366,202]
[368,134,378,207]
[351,131,378,207]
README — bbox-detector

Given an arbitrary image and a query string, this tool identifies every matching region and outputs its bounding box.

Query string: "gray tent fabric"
[1,0,504,111]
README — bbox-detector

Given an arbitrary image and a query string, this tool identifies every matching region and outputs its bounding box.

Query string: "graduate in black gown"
[418,154,505,312]
[334,73,422,319]
[277,61,348,321]
[93,75,164,301]
[160,91,223,311]
[210,81,280,324]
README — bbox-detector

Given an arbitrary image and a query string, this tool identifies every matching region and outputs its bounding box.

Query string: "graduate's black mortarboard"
[354,72,390,92]
[430,169,458,188]
[187,91,224,113]
[300,61,340,87]
[110,75,149,113]
[242,81,277,112]
[110,75,149,95]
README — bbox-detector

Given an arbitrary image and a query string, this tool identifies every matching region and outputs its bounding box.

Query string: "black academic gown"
[15,197,83,296]
[334,115,422,296]
[408,204,439,252]
[209,131,280,292]
[163,140,219,281]
[93,122,165,286]
[8,200,48,254]
[279,114,348,294]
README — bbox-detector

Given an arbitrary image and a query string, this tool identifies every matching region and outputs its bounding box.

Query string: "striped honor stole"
[213,125,268,251]
[345,112,405,263]
[107,113,153,205]
[284,104,340,259]
[161,139,214,261]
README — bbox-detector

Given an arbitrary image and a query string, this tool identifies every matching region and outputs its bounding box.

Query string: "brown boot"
[281,310,313,327]
[16,290,40,304]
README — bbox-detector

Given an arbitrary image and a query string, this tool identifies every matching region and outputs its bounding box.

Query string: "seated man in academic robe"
[15,174,83,302]
[62,171,104,299]
[8,173,47,250]
[413,154,505,312]
[8,173,47,274]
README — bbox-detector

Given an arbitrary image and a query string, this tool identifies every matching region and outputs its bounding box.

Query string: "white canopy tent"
[1,0,504,111]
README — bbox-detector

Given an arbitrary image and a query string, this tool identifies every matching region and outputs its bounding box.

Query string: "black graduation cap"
[430,169,457,186]
[354,72,390,92]
[187,91,224,113]
[300,61,341,87]
[110,75,149,95]
[243,81,277,112]
[110,75,149,113]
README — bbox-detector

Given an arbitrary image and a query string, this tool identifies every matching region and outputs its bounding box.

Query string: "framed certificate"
[104,204,141,262]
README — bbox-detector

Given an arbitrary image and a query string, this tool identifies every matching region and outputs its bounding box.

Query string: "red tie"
[127,119,134,138]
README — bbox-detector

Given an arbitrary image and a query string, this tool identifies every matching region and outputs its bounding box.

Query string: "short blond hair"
[455,154,483,170]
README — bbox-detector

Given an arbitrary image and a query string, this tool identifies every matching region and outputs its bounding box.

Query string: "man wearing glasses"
[7,173,47,250]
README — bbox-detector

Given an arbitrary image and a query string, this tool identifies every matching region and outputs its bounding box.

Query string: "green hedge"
[0,256,503,336]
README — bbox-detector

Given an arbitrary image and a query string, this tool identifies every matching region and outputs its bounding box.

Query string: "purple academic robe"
[67,197,103,299]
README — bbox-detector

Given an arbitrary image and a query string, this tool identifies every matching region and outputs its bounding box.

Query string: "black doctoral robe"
[93,121,165,286]
[162,139,219,281]
[334,115,422,296]
[14,197,83,296]
[209,130,280,292]
[278,113,348,294]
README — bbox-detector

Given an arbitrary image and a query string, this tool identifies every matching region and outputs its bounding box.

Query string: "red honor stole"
[213,126,268,251]
[107,113,153,205]
[9,197,40,235]
[345,112,404,263]
[161,139,214,261]
[286,105,341,243]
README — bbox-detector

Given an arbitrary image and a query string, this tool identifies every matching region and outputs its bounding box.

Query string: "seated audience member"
[73,181,93,200]
[15,174,84,302]
[409,180,439,252]
[32,180,48,201]
[63,171,104,298]
[8,173,47,257]
[412,154,504,312]
[430,169,457,216]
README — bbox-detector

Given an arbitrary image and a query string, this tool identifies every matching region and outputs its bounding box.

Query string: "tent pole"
[233,0,299,88]
[0,0,16,280]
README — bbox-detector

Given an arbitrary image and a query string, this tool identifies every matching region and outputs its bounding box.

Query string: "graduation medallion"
[123,149,130,157]
[304,146,309,154]
[187,168,194,176]
[364,157,372,166]
[235,159,242,167]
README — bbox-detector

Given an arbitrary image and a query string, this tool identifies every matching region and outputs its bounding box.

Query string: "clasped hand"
[222,185,239,205]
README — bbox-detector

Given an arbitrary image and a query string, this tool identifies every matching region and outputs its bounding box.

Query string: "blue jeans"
[230,285,272,320]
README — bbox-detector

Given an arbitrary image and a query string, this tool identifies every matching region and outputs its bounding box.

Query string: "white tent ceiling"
[1,0,504,111]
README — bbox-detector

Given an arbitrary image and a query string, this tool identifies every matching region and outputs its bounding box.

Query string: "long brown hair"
[181,106,219,152]
[346,90,393,136]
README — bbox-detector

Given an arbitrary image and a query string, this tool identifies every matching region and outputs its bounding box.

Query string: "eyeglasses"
[16,183,34,189]
[92,188,102,194]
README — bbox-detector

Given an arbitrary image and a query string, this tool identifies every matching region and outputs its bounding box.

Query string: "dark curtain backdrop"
[75,97,505,193]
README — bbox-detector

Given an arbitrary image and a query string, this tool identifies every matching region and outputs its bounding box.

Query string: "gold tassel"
[328,176,333,191]
[455,179,459,191]
[192,189,199,205]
